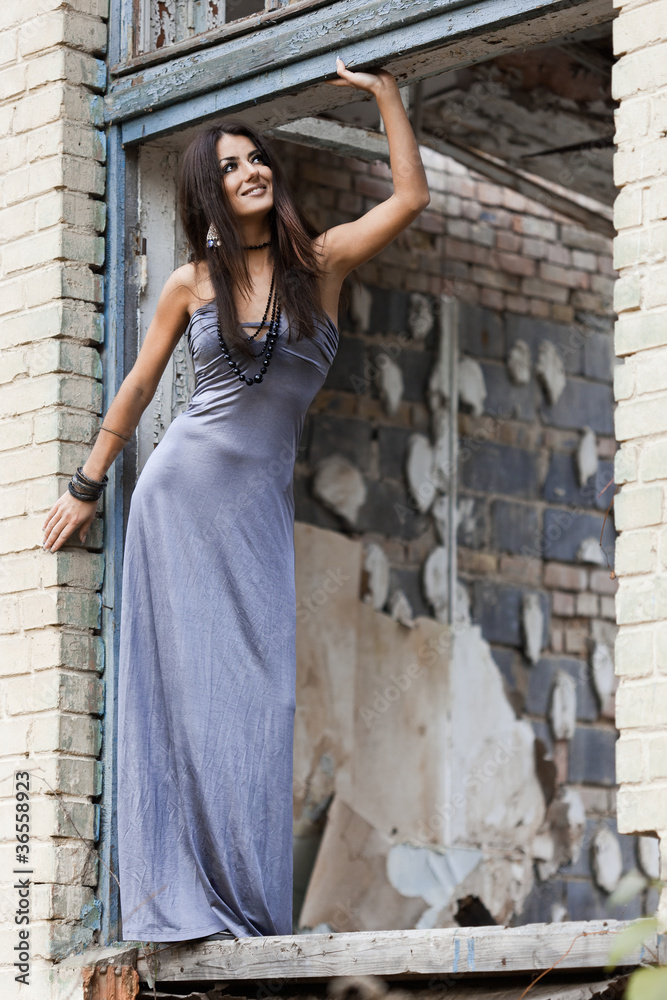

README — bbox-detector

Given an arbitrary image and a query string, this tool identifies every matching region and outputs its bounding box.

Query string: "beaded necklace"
[216,259,281,387]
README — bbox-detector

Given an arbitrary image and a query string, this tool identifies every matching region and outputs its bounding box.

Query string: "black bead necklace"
[216,263,281,386]
[242,240,271,250]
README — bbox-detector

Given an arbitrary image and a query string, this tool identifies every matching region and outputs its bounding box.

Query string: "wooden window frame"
[100,1,653,980]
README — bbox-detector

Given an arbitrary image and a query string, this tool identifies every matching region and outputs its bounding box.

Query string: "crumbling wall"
[293,522,547,932]
[278,139,658,926]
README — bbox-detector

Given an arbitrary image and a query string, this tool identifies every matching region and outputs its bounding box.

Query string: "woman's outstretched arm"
[318,62,430,277]
[42,267,195,552]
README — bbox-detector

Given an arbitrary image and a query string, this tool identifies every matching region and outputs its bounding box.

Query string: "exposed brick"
[541,509,616,564]
[477,182,504,206]
[543,452,614,511]
[546,244,572,267]
[539,261,589,289]
[571,250,598,272]
[526,656,598,721]
[513,216,558,241]
[551,626,564,653]
[457,547,497,576]
[497,252,536,277]
[576,592,599,617]
[590,568,621,594]
[521,237,547,259]
[528,297,551,318]
[480,360,536,422]
[541,379,614,435]
[505,294,530,314]
[521,278,570,304]
[495,231,521,253]
[584,332,615,382]
[472,579,550,648]
[480,287,505,311]
[569,726,617,785]
[503,189,528,212]
[498,553,542,586]
[506,314,584,375]
[551,303,575,324]
[460,441,539,497]
[565,627,588,655]
[552,590,575,616]
[561,226,611,255]
[544,562,589,591]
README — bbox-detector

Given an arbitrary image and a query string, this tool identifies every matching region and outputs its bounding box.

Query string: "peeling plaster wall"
[293,522,546,932]
[275,139,657,926]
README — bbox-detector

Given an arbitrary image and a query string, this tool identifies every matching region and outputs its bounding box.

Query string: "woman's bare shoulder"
[165,261,213,312]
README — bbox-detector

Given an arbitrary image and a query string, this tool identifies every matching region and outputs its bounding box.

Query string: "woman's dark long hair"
[178,120,326,358]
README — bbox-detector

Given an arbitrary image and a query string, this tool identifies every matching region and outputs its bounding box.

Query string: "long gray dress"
[116,300,338,942]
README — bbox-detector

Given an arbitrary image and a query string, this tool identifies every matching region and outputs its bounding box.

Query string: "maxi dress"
[116,300,339,942]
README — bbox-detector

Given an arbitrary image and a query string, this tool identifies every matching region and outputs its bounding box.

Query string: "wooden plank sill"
[129,920,661,985]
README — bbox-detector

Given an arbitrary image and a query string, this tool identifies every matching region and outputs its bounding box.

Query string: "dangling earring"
[206,222,221,248]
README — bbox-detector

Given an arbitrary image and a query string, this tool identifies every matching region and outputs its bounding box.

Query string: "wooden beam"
[267,117,390,161]
[135,920,659,984]
[267,117,614,236]
[107,0,613,145]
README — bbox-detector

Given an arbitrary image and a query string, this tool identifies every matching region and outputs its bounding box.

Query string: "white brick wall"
[1,0,666,990]
[612,0,667,932]
[0,1,107,996]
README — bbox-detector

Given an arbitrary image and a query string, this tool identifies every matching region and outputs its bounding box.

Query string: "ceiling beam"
[267,116,614,236]
[107,0,613,145]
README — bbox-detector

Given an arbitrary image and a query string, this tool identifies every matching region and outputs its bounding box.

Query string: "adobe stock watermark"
[297,565,352,623]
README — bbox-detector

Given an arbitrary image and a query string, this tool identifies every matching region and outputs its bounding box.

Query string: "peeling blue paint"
[467,937,475,970]
[90,94,105,127]
[93,57,108,91]
[81,898,103,930]
[97,124,127,946]
[107,0,601,142]
[453,937,460,973]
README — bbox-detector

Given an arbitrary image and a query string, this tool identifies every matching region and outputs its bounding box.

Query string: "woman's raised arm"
[42,266,195,552]
[317,62,430,278]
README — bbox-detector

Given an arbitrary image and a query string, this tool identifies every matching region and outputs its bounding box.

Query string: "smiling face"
[215,132,274,221]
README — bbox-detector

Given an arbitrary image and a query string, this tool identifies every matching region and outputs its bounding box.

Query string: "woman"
[42,60,429,944]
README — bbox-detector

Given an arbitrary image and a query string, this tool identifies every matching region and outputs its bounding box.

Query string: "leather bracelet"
[69,466,107,503]
[68,482,100,502]
[76,466,108,488]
